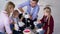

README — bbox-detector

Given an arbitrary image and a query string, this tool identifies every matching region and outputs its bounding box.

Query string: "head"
[19,14,23,21]
[5,1,15,13]
[19,14,23,19]
[43,7,51,16]
[13,10,19,18]
[30,0,39,7]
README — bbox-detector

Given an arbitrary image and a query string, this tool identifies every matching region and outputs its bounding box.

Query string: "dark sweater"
[40,15,54,34]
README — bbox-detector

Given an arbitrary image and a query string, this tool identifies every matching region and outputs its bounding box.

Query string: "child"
[37,7,54,34]
[18,14,26,34]
[10,10,19,34]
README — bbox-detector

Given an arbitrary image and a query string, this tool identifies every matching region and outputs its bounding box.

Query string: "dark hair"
[19,14,23,19]
[13,10,19,16]
[7,1,15,8]
[13,10,19,13]
[44,7,51,13]
[32,0,39,3]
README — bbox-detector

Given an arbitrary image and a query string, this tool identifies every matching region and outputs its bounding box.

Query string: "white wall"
[0,0,60,34]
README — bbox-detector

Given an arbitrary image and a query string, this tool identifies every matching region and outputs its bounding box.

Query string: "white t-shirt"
[30,7,34,15]
[18,21,25,27]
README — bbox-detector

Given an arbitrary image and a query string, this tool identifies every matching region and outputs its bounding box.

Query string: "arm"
[51,16,54,32]
[47,16,54,34]
[18,1,29,13]
[47,27,50,34]
[19,8,24,13]
[40,16,45,23]
[4,16,12,34]
[49,16,54,32]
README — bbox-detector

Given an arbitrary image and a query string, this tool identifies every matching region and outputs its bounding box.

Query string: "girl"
[38,7,54,34]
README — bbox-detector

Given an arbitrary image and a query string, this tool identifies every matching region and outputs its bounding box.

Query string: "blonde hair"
[5,1,15,12]
[44,7,51,14]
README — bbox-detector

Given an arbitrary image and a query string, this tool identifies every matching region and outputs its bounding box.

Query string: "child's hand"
[37,20,41,24]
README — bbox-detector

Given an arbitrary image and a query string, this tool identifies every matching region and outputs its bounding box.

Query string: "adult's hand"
[29,15,32,20]
[19,8,24,13]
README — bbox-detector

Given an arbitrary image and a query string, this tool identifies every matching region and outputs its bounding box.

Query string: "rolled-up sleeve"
[3,15,12,34]
[18,0,30,8]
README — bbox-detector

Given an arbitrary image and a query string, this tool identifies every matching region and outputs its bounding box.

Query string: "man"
[18,0,39,29]
[0,1,15,34]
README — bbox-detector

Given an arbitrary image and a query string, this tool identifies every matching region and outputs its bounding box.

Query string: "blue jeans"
[39,30,45,34]
[37,23,44,29]
[36,23,45,34]
[0,32,5,34]
[10,24,14,30]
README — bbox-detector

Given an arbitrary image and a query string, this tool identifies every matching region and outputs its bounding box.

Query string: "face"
[30,0,37,7]
[13,12,19,18]
[44,9,50,16]
[8,5,14,13]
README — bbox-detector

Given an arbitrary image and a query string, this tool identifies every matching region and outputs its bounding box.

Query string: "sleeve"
[40,16,45,23]
[18,0,30,8]
[3,15,12,34]
[50,16,54,32]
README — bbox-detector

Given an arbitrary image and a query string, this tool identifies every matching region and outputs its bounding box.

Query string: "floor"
[0,0,60,34]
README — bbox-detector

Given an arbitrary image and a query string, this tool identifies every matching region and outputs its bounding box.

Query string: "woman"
[0,1,15,34]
